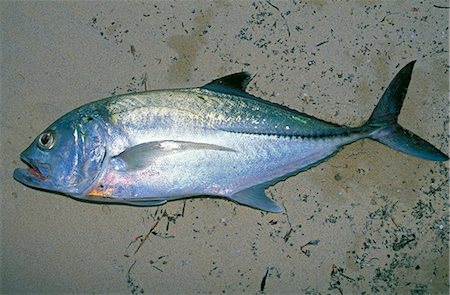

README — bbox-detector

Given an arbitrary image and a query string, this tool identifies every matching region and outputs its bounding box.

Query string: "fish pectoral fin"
[120,198,168,206]
[111,140,236,171]
[228,185,283,213]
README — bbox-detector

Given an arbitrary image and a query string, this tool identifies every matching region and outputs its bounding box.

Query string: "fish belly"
[87,128,361,201]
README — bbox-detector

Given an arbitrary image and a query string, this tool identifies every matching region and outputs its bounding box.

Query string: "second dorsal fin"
[202,72,253,96]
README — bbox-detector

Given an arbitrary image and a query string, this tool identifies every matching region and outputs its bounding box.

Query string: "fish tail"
[365,60,448,161]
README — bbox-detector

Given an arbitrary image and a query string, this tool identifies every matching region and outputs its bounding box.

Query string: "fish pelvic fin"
[366,60,448,161]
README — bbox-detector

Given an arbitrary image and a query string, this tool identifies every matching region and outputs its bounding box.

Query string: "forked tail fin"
[366,60,448,161]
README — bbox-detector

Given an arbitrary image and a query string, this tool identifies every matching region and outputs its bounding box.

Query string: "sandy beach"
[1,1,448,294]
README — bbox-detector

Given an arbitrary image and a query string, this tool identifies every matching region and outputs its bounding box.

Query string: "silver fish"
[13,61,448,212]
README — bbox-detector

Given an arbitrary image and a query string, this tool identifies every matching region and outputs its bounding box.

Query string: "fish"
[13,61,448,212]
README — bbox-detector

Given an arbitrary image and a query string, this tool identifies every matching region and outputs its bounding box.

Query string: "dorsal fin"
[202,72,253,96]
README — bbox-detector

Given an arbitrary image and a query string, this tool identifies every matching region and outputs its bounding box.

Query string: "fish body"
[14,61,448,212]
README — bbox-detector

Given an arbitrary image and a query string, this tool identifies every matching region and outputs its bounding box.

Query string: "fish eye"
[37,132,55,150]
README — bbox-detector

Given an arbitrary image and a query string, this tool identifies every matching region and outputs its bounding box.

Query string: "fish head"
[13,112,107,197]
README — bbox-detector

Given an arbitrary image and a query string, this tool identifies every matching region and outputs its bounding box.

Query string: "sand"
[1,1,448,294]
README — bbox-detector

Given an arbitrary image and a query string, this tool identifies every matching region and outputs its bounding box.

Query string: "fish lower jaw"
[15,157,48,183]
[13,167,45,185]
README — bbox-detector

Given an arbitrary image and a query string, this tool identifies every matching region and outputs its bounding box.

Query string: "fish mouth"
[13,156,49,187]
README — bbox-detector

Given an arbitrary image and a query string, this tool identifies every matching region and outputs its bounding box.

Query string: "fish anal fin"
[229,185,283,213]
